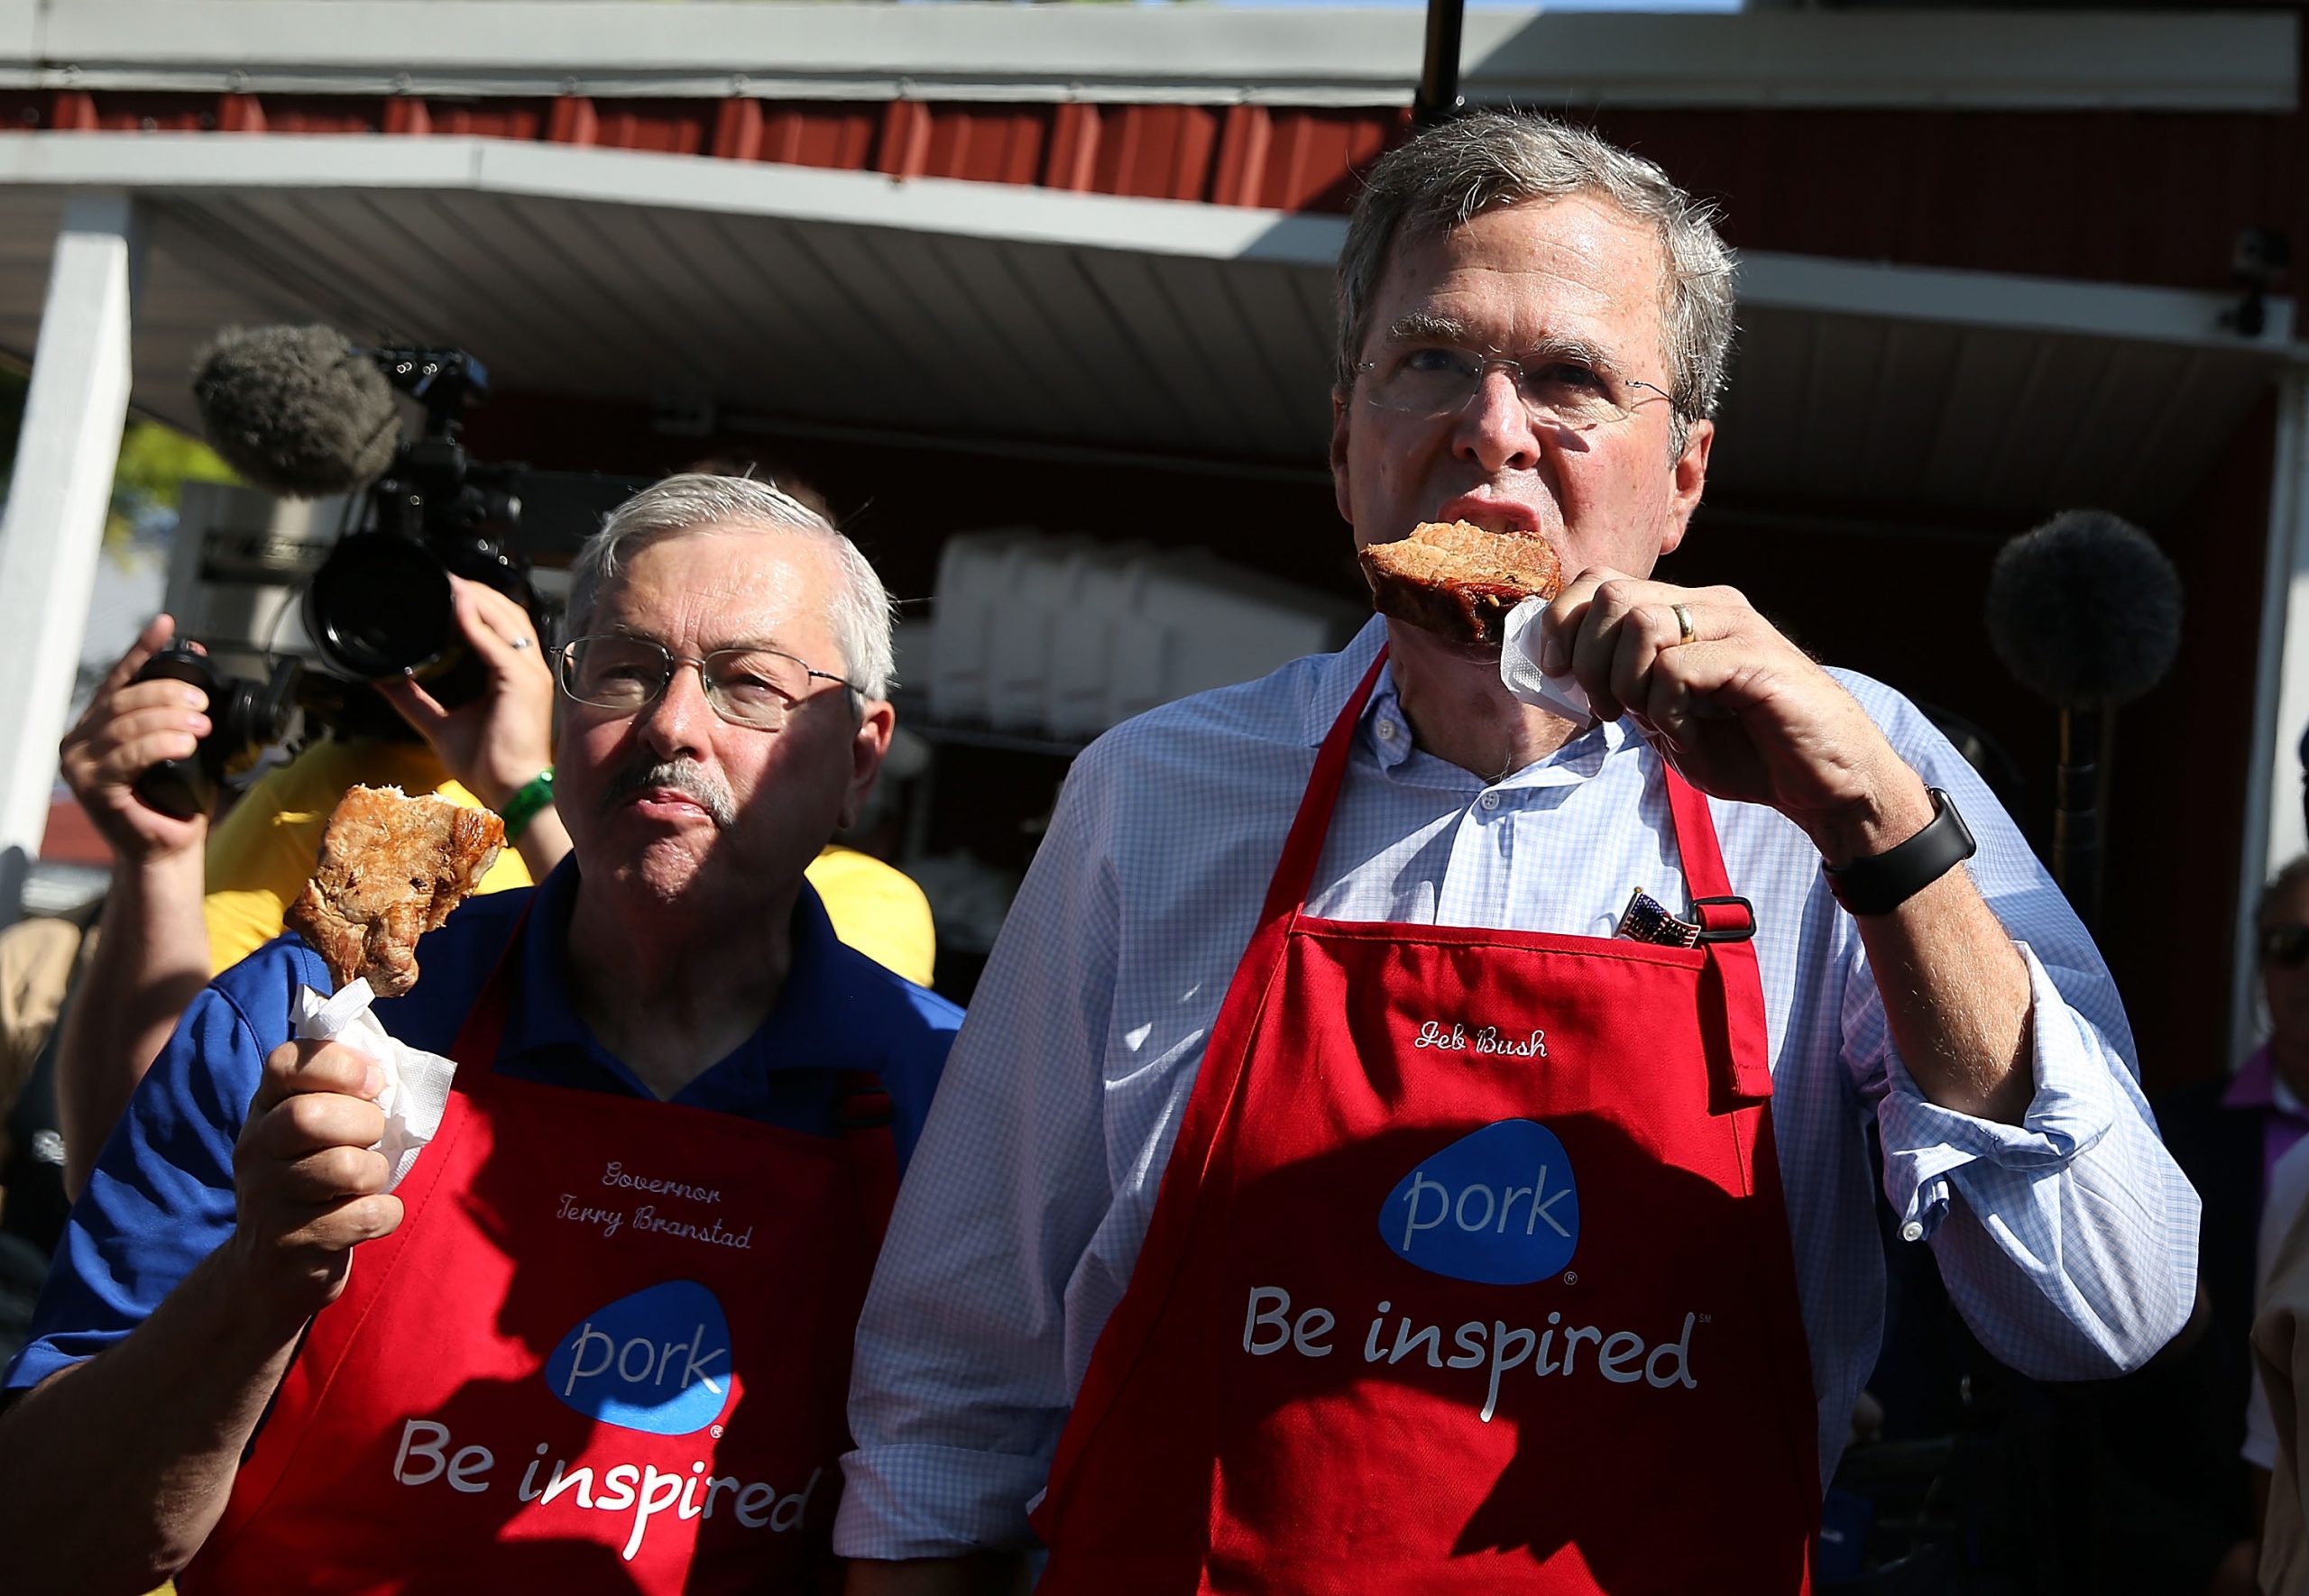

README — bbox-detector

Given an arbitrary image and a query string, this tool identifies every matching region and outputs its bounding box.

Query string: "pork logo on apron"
[1379,1118,1581,1284]
[543,1280,733,1435]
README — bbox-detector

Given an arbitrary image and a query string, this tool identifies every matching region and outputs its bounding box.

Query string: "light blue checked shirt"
[836,616,2199,1558]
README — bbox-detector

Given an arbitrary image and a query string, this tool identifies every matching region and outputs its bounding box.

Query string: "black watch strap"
[1822,788,1976,917]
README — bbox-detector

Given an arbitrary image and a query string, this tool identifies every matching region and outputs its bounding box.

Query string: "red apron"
[183,917,897,1594]
[1032,652,1821,1593]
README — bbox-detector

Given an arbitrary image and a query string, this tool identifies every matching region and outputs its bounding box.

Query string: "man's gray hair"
[566,472,897,701]
[1337,112,1737,449]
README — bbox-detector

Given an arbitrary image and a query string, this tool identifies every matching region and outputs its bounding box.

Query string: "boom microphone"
[191,325,400,498]
[1984,509,2183,711]
[1983,509,2184,930]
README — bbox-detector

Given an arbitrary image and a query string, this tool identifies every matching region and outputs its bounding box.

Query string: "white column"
[2235,371,2309,1065]
[0,193,143,925]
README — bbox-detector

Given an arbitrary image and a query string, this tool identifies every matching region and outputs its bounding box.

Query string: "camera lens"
[214,658,302,773]
[307,533,456,680]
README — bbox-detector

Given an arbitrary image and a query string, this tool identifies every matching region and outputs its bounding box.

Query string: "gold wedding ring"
[1670,602,1697,647]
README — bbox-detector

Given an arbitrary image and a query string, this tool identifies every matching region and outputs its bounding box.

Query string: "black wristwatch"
[1822,788,1976,917]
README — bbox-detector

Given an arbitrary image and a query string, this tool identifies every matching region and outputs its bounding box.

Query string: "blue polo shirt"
[5,860,961,1394]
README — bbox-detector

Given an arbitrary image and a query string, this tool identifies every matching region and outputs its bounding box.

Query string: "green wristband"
[499,768,555,843]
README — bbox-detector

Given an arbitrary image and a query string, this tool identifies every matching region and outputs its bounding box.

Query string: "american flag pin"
[1615,887,1702,949]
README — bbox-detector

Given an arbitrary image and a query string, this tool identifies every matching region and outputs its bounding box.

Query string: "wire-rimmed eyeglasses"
[557,634,858,731]
[1357,346,1679,432]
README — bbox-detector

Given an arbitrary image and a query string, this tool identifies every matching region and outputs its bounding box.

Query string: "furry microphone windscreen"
[190,325,400,498]
[1983,509,2184,710]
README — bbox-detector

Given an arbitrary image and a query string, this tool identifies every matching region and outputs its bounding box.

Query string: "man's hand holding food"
[1541,562,2032,1124]
[227,1038,403,1322]
[1539,566,1937,866]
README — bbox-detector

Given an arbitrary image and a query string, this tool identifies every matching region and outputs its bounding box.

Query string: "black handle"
[2053,705,2106,933]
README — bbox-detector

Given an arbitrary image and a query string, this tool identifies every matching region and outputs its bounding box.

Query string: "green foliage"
[109,419,238,546]
[0,362,239,553]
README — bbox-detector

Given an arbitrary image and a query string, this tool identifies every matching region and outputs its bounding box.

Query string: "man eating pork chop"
[838,113,2196,1591]
[0,475,960,1593]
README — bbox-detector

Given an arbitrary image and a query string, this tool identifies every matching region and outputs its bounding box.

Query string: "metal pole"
[2052,704,2106,935]
[1413,0,1467,128]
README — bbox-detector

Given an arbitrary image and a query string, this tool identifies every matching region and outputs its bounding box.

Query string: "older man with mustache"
[0,475,960,1595]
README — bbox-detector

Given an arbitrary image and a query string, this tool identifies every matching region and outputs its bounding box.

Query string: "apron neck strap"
[1660,766,1776,1104]
[1661,766,1737,903]
[1258,648,1391,925]
[1268,658,1775,1104]
[1266,655,1744,928]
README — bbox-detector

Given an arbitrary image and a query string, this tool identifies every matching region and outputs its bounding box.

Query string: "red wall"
[1590,105,2305,298]
[1665,401,2277,1097]
[2103,394,2277,1090]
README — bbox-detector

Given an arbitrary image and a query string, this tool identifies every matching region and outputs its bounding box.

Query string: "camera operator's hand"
[375,576,555,811]
[225,1037,400,1322]
[59,615,212,864]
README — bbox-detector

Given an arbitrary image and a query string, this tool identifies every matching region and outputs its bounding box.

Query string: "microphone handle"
[2054,705,2108,933]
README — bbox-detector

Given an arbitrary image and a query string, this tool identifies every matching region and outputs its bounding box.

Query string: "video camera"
[133,327,638,819]
[301,345,546,705]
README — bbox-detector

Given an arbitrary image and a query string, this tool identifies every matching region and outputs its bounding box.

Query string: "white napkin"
[1499,596,1594,726]
[290,978,459,1192]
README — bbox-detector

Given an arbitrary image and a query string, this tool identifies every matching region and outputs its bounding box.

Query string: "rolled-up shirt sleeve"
[837,748,1125,1558]
[1875,943,2197,1377]
[1849,699,2199,1380]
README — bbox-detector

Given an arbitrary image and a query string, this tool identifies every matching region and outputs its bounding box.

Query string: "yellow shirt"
[201,738,531,976]
[804,846,937,989]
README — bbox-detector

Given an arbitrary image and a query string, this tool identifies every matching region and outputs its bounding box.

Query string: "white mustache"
[604,758,737,828]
